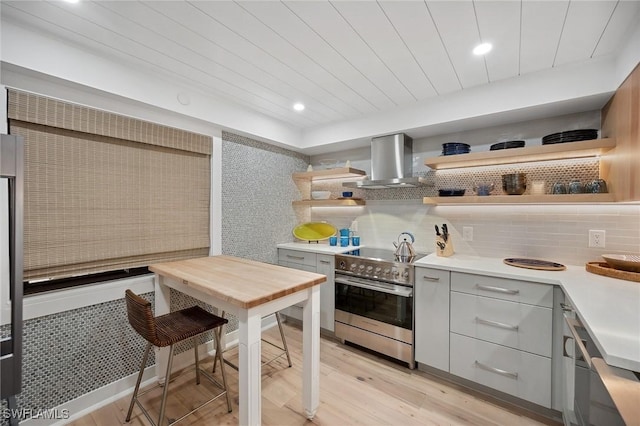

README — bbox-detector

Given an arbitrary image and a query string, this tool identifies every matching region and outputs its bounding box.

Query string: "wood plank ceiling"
[2,1,639,130]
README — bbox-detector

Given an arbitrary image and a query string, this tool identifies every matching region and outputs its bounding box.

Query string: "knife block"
[436,236,454,257]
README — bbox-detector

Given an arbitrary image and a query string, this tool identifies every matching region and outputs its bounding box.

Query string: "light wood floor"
[70,323,558,425]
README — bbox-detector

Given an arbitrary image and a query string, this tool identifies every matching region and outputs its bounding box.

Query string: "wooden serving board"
[586,262,640,283]
[503,258,566,271]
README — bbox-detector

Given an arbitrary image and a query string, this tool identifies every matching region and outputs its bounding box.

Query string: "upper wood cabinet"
[292,167,367,206]
[601,63,640,202]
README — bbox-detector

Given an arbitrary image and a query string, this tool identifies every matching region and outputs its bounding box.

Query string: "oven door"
[334,274,412,330]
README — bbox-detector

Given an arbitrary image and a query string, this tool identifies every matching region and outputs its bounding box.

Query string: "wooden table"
[149,255,327,426]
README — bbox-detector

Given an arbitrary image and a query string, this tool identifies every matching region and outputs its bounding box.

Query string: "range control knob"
[375,267,382,274]
[339,261,346,269]
[366,266,373,272]
[403,271,410,279]
[391,268,399,277]
[359,265,365,270]
[383,268,390,275]
[350,263,357,270]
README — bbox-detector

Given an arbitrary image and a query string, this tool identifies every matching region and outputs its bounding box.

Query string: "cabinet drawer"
[450,292,552,357]
[450,333,551,408]
[415,267,450,285]
[277,249,317,267]
[451,272,553,308]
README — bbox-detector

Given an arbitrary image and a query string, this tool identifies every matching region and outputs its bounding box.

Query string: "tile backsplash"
[311,201,640,266]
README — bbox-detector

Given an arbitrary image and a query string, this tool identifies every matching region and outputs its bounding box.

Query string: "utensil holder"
[436,236,454,257]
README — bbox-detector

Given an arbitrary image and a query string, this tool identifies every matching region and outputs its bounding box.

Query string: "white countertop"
[277,242,365,255]
[415,253,640,372]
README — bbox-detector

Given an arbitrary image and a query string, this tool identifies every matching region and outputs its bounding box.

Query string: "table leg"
[154,275,171,383]
[238,308,262,426]
[302,285,321,419]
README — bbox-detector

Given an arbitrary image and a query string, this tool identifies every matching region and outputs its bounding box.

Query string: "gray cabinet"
[449,272,554,408]
[277,248,335,331]
[414,267,450,372]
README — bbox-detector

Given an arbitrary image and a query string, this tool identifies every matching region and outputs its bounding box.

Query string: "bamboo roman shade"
[7,89,212,281]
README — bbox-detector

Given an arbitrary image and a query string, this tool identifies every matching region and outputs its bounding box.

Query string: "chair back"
[125,290,158,344]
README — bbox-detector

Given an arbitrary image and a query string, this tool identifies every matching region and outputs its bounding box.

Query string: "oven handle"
[335,276,413,298]
[565,315,592,369]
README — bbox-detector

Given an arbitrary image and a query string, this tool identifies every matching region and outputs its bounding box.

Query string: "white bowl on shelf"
[311,191,331,200]
[318,159,339,169]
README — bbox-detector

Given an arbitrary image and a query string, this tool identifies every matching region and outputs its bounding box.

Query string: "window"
[7,89,212,287]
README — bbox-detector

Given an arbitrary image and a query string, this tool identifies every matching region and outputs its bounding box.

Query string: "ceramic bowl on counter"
[292,222,337,242]
[311,191,331,200]
[602,254,640,273]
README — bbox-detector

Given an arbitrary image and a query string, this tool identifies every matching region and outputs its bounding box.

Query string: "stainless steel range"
[334,248,426,369]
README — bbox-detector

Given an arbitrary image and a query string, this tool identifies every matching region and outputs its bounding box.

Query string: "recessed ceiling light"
[293,103,305,111]
[473,42,492,56]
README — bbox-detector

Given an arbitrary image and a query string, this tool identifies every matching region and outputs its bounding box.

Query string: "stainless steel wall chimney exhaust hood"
[344,133,429,189]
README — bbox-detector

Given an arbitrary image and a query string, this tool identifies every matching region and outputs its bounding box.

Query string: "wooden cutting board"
[503,258,566,271]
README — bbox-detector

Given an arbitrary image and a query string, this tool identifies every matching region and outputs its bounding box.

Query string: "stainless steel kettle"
[393,232,416,262]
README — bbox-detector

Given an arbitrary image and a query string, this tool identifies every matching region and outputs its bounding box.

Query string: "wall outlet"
[462,226,473,242]
[589,230,606,248]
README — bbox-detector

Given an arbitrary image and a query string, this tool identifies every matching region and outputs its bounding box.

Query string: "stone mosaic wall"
[221,131,309,264]
[2,293,151,422]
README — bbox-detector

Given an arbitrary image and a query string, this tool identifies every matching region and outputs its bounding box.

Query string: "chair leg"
[194,337,201,385]
[212,311,225,374]
[275,312,292,367]
[215,328,233,413]
[158,345,175,426]
[126,342,152,422]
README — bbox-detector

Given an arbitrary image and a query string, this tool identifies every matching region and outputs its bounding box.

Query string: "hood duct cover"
[344,133,430,189]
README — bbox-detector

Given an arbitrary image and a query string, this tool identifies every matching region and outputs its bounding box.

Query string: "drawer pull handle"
[422,276,440,282]
[286,255,305,260]
[476,317,519,331]
[475,361,519,380]
[319,260,331,264]
[476,284,519,295]
[560,302,574,312]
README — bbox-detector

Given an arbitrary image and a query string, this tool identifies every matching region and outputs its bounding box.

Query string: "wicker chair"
[212,311,292,373]
[124,290,232,426]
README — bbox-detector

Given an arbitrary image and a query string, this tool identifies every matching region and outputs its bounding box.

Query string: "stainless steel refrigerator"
[0,134,23,424]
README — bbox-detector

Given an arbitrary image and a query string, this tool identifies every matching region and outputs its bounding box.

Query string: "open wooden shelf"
[293,199,366,207]
[423,193,615,205]
[424,138,615,170]
[292,167,367,181]
[292,167,367,207]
